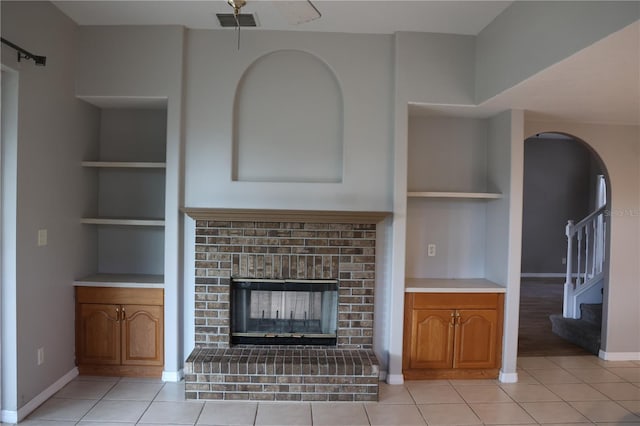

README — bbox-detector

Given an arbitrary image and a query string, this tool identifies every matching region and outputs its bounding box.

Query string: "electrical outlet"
[562,257,567,265]
[37,229,47,246]
[37,347,45,365]
[427,244,436,257]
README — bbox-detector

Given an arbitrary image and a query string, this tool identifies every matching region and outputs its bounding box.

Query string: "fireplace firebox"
[231,279,338,345]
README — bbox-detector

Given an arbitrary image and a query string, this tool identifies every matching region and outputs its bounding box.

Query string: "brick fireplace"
[183,209,389,401]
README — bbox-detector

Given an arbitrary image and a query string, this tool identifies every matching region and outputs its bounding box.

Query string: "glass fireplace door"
[232,279,338,345]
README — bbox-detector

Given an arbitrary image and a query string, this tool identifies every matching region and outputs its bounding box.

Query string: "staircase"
[551,199,606,354]
[550,303,602,354]
[563,205,606,319]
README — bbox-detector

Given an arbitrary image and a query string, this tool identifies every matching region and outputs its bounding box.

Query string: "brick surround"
[193,219,377,348]
[184,211,387,402]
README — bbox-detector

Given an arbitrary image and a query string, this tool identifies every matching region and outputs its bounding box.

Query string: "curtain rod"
[1,37,47,66]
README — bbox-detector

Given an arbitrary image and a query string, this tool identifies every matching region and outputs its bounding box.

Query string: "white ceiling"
[52,1,639,125]
[52,1,512,34]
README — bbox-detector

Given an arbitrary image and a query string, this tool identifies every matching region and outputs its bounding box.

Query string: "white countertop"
[74,274,164,289]
[405,278,506,293]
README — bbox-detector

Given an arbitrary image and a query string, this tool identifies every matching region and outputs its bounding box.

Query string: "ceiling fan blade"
[273,0,321,25]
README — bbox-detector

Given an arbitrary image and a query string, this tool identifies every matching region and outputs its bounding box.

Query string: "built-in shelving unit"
[78,107,167,285]
[405,114,500,283]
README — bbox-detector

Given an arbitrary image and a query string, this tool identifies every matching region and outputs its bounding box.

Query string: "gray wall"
[485,110,525,379]
[1,0,99,413]
[521,137,600,274]
[184,30,394,211]
[475,1,640,103]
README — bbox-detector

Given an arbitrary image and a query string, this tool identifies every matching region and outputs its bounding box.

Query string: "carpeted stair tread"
[549,314,601,355]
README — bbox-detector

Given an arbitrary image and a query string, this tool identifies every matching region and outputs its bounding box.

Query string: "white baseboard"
[598,350,640,361]
[499,371,519,383]
[1,367,78,423]
[1,409,18,424]
[162,369,184,382]
[521,273,568,278]
[386,374,404,385]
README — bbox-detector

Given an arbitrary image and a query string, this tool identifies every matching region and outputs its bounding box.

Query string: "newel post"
[564,220,575,318]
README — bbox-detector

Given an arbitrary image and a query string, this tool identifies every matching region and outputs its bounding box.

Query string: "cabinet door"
[121,304,164,366]
[410,309,455,369]
[77,303,121,365]
[454,309,498,369]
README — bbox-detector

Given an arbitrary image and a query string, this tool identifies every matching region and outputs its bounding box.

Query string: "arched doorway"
[519,131,610,357]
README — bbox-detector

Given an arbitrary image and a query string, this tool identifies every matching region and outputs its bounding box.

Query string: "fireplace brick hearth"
[185,346,379,401]
[183,210,389,402]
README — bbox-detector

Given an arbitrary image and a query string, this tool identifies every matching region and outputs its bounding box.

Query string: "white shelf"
[74,273,164,288]
[81,217,165,226]
[82,161,166,169]
[405,278,506,293]
[407,191,502,200]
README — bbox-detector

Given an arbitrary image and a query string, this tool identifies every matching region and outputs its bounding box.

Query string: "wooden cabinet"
[403,292,504,379]
[77,303,121,366]
[76,286,164,377]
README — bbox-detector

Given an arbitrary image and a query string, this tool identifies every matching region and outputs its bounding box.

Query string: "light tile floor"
[8,356,640,426]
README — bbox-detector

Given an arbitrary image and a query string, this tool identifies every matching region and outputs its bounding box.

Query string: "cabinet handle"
[116,307,120,321]
[453,311,461,326]
[450,312,455,326]
[121,307,126,321]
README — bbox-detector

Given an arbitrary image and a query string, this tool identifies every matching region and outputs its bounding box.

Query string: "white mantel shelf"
[405,278,506,293]
[182,208,392,224]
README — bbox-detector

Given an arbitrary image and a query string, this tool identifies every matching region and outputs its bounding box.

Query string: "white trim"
[499,371,519,383]
[407,191,502,200]
[386,373,404,385]
[598,350,640,361]
[1,367,78,423]
[162,369,184,382]
[521,273,569,278]
[1,410,18,424]
[82,161,166,169]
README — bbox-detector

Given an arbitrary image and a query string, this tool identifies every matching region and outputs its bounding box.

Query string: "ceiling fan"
[226,0,321,26]
[224,0,321,48]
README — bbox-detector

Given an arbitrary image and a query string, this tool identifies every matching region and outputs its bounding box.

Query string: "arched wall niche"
[232,49,344,183]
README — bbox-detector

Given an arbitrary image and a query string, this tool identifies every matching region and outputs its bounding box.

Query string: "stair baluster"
[564,206,606,319]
